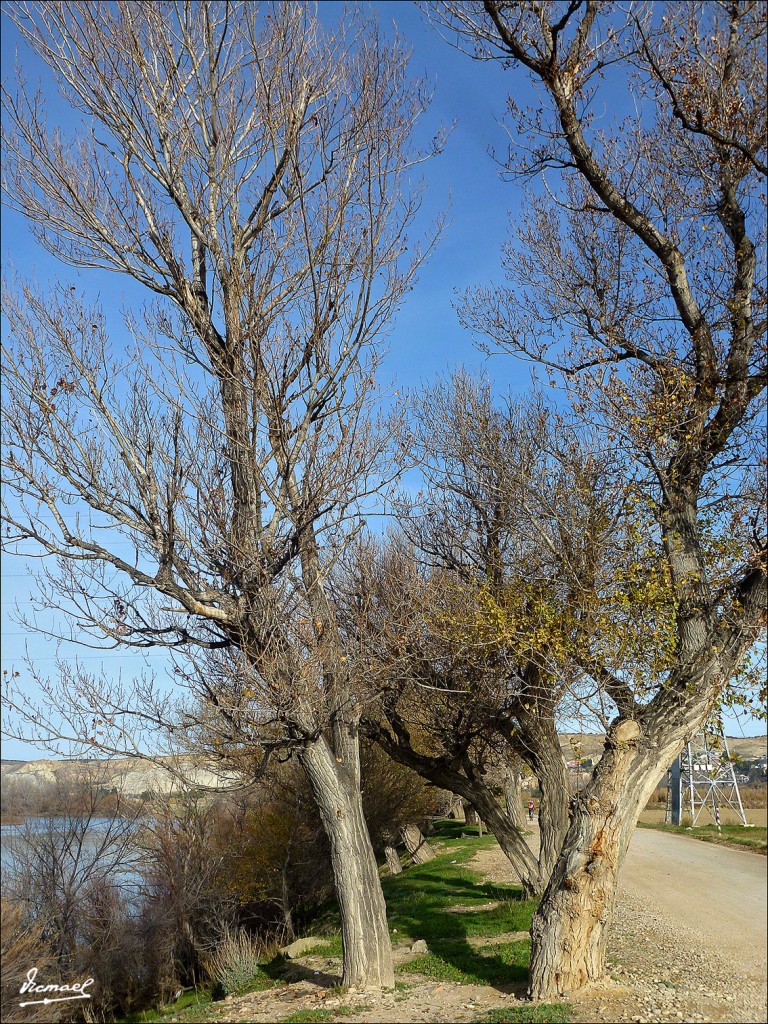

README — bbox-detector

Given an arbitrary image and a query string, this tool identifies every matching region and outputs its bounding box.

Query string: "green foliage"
[478,1005,572,1023]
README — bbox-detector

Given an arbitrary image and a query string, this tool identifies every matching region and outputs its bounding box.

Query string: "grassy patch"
[120,989,213,1023]
[383,823,536,987]
[279,1011,337,1023]
[638,820,767,853]
[278,1009,368,1023]
[298,934,344,959]
[477,1005,572,1023]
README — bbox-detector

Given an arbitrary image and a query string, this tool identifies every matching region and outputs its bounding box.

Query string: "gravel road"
[570,828,767,1024]
[621,828,766,968]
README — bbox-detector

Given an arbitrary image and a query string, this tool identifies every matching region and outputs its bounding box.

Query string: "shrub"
[206,929,263,998]
[0,900,60,1024]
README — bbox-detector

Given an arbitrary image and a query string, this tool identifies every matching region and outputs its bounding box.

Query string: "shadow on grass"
[382,831,536,993]
[253,822,537,998]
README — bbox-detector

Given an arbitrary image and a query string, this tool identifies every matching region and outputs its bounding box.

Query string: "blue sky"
[1,2,763,758]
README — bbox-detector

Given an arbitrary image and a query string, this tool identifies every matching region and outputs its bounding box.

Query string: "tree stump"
[400,823,435,864]
[384,845,402,875]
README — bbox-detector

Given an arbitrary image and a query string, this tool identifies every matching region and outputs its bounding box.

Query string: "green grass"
[278,1007,369,1023]
[278,1011,337,1023]
[120,990,213,1023]
[297,934,344,959]
[478,1005,572,1023]
[382,822,537,988]
[124,822,572,1023]
[638,820,767,853]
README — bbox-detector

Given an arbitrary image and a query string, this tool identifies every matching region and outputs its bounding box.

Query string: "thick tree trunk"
[528,717,694,999]
[384,845,402,875]
[367,721,548,896]
[400,823,435,863]
[463,801,485,835]
[532,733,572,884]
[446,793,463,819]
[300,738,394,989]
[507,684,572,885]
[503,767,526,831]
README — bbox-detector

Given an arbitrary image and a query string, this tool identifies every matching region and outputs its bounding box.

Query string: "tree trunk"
[400,823,435,864]
[367,721,547,896]
[445,793,463,819]
[384,845,402,875]
[503,767,526,831]
[506,685,572,886]
[280,861,296,942]
[528,717,689,999]
[532,733,572,884]
[462,783,545,897]
[300,737,394,989]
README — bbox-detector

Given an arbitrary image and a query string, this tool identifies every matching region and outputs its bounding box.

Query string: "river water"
[1,816,145,894]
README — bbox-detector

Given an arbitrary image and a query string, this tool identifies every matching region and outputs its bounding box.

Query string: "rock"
[279,936,331,959]
[410,939,429,954]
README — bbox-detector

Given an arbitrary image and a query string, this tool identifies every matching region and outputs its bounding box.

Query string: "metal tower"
[665,732,748,828]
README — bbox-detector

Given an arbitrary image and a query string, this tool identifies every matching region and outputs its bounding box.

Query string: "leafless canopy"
[1,1,441,760]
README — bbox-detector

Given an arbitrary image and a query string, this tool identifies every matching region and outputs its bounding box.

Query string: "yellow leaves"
[428,576,576,669]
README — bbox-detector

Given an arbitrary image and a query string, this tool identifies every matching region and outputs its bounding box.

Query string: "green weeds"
[638,821,766,853]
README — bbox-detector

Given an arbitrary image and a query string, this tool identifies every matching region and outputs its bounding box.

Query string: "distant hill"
[3,733,764,796]
[559,732,766,763]
[0,755,237,796]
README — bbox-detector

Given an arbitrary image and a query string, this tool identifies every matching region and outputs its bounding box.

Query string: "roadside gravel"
[554,827,767,1024]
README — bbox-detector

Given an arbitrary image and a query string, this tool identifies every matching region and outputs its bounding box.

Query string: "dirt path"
[579,827,767,1024]
[471,824,767,1024]
[620,827,766,971]
[185,829,767,1024]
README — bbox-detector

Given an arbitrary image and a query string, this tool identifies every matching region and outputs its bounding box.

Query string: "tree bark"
[446,793,463,819]
[384,845,402,875]
[300,737,394,989]
[400,823,435,864]
[503,767,526,831]
[462,801,480,828]
[367,720,547,896]
[528,715,698,999]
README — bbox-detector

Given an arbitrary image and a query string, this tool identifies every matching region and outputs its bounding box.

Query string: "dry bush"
[0,900,61,1024]
[738,784,767,809]
[205,929,264,998]
[138,796,240,997]
[647,782,766,811]
[360,741,443,851]
[646,786,668,807]
[210,765,333,943]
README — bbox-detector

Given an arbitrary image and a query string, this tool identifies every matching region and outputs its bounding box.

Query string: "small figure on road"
[528,800,536,821]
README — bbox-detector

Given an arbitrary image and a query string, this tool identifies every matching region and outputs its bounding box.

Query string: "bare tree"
[423,0,767,999]
[354,375,624,898]
[2,1,443,988]
[4,768,144,1017]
